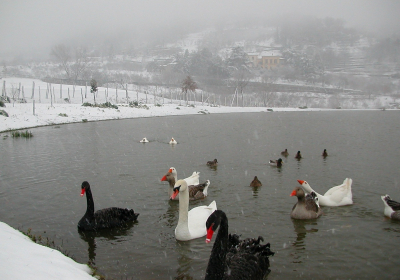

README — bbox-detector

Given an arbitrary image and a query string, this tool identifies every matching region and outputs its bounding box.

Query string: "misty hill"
[2,17,400,109]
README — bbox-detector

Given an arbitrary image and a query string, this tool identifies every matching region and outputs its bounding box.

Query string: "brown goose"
[281,149,289,157]
[161,168,209,200]
[290,187,322,219]
[250,176,262,187]
[322,149,328,157]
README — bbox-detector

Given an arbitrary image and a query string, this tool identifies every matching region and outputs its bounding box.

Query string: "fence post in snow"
[85,82,87,98]
[81,89,83,103]
[60,84,62,99]
[116,86,118,104]
[31,81,35,99]
[33,100,35,115]
[22,86,25,100]
[2,81,5,97]
[126,84,128,103]
[68,88,70,102]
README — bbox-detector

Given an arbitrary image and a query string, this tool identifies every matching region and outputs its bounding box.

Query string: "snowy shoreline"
[0,222,97,280]
[1,77,389,134]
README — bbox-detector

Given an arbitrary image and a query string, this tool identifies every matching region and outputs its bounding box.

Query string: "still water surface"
[1,111,400,279]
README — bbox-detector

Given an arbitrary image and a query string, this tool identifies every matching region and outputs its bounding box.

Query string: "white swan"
[297,178,353,206]
[169,138,177,144]
[139,137,149,143]
[171,179,217,241]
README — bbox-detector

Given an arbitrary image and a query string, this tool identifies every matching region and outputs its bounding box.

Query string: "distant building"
[247,50,283,70]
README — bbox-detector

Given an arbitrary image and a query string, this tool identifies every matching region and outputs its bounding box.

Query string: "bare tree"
[181,76,197,105]
[51,44,90,85]
[51,44,71,79]
[232,68,251,107]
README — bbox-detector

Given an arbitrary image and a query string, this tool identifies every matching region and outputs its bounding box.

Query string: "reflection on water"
[291,219,319,263]
[160,200,179,228]
[78,225,136,265]
[251,186,260,197]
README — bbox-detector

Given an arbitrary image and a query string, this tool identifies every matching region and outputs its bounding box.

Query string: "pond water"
[1,110,400,279]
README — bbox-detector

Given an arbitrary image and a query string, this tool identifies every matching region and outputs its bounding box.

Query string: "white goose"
[171,179,217,241]
[297,178,353,206]
[169,138,177,144]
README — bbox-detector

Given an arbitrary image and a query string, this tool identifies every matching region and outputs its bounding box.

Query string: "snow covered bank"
[0,77,334,133]
[0,221,96,280]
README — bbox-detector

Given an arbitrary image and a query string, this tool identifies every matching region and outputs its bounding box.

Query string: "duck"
[139,137,149,143]
[207,159,218,167]
[250,176,262,187]
[322,149,328,157]
[381,195,400,220]
[204,210,274,280]
[295,151,302,159]
[169,137,177,144]
[78,181,139,231]
[161,170,210,200]
[269,158,283,167]
[297,178,353,206]
[290,187,322,219]
[170,179,217,241]
[281,149,289,157]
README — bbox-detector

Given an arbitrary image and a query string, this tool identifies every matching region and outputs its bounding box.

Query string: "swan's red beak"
[80,189,86,196]
[161,175,167,181]
[170,189,179,200]
[297,180,304,185]
[290,189,297,196]
[206,226,214,243]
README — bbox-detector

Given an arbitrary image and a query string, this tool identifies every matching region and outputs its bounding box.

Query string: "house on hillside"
[247,50,283,70]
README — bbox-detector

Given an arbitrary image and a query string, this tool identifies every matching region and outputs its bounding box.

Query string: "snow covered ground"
[0,77,335,133]
[0,221,96,280]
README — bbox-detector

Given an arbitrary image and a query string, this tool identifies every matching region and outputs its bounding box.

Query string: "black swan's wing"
[94,207,139,229]
[224,236,274,280]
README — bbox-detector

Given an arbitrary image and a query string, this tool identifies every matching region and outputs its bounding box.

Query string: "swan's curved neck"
[85,188,95,217]
[205,214,228,280]
[176,188,189,232]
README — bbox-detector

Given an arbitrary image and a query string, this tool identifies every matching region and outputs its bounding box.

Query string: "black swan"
[78,181,139,231]
[204,210,274,280]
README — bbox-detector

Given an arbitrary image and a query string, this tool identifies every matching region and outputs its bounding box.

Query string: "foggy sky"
[1,0,400,59]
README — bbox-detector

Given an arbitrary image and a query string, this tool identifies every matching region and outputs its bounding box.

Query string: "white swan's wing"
[187,200,217,239]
